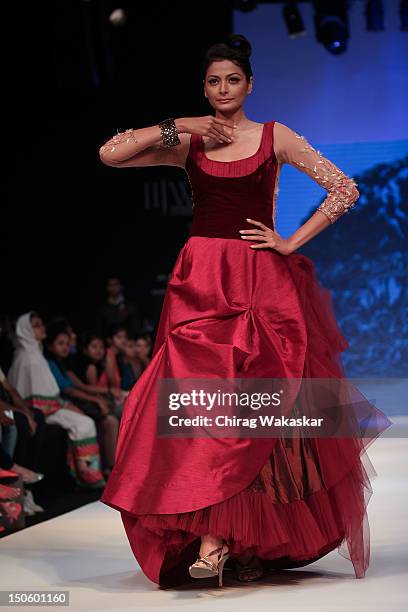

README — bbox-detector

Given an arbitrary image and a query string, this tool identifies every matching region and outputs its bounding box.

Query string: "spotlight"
[365,0,384,31]
[400,0,408,31]
[109,8,127,27]
[283,2,306,39]
[314,0,349,55]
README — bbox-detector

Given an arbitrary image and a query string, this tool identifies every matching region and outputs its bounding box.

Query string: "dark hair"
[127,330,152,344]
[44,325,70,370]
[46,325,70,347]
[203,33,253,82]
[106,323,128,339]
[79,331,106,352]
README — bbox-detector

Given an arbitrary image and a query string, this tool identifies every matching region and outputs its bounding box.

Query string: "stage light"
[109,8,127,27]
[365,0,384,31]
[313,0,349,55]
[282,2,306,38]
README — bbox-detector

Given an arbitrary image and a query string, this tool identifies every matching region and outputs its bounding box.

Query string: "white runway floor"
[1,435,407,612]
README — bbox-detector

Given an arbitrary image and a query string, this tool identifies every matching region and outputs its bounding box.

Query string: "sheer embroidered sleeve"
[99,128,141,165]
[273,121,360,224]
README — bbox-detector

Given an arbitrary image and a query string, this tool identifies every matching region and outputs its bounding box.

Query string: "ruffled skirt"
[101,236,389,587]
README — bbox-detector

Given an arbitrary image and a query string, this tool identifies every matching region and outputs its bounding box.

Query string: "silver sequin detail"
[99,128,139,156]
[293,133,359,223]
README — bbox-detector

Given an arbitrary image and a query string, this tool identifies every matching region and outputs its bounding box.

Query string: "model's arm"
[274,121,360,250]
[241,122,360,253]
[99,119,190,168]
[99,116,235,169]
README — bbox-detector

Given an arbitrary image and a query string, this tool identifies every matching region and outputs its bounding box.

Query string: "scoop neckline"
[200,122,266,164]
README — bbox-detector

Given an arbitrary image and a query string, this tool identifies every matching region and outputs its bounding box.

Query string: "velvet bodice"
[185,121,278,240]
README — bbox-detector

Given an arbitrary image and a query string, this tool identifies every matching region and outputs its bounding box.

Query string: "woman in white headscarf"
[8,312,105,489]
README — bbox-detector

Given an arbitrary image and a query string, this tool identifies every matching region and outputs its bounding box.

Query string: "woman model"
[99,34,388,588]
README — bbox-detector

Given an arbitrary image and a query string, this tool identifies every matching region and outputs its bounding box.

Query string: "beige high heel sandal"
[189,543,231,586]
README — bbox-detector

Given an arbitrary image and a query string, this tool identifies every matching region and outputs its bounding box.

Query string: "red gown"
[100,120,390,587]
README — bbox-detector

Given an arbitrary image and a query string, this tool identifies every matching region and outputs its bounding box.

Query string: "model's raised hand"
[177,116,237,144]
[99,116,236,168]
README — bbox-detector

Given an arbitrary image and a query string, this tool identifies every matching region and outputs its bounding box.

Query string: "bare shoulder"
[272,121,300,147]
[273,120,291,132]
[273,121,306,137]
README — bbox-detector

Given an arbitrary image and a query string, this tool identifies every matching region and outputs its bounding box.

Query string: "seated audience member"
[47,316,78,358]
[0,396,44,495]
[0,436,26,528]
[7,312,106,489]
[98,276,140,336]
[0,365,46,479]
[71,332,117,390]
[0,315,14,374]
[0,423,44,517]
[105,324,128,391]
[134,333,152,367]
[46,328,119,477]
[119,333,152,391]
[71,332,126,411]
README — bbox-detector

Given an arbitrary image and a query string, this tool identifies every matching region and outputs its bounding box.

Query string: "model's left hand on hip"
[239,218,294,255]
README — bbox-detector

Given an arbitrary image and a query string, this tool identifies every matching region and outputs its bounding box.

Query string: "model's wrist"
[287,236,299,252]
[175,118,187,134]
